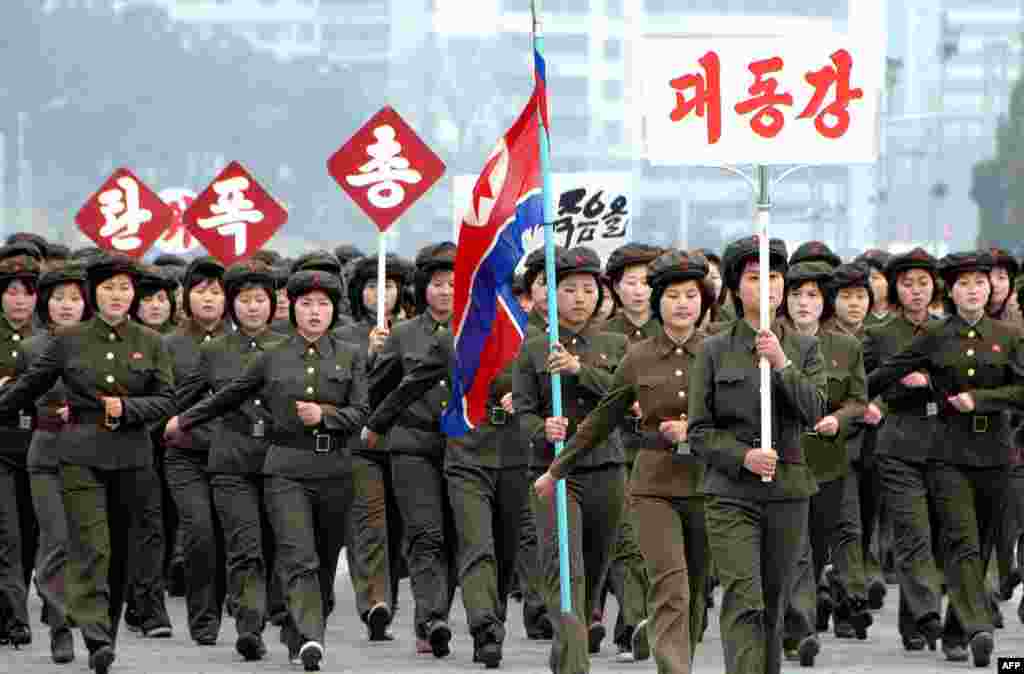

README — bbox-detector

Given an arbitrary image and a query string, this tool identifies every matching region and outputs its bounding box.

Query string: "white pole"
[756,165,775,483]
[377,233,387,330]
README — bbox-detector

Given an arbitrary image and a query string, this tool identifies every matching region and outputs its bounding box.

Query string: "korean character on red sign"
[669,51,722,145]
[733,57,794,139]
[798,49,864,139]
[345,125,424,210]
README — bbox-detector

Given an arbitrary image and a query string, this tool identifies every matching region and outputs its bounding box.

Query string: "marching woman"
[132,267,178,334]
[163,257,230,645]
[687,236,825,674]
[987,247,1019,323]
[22,264,91,663]
[534,249,713,674]
[856,249,893,328]
[514,246,630,674]
[868,251,1024,668]
[166,270,369,672]
[862,249,947,654]
[778,262,870,666]
[0,254,176,674]
[0,249,40,649]
[172,259,285,661]
[335,252,409,640]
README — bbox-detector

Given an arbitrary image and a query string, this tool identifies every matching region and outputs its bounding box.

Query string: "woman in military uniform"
[986,248,1018,323]
[0,251,40,650]
[515,246,630,674]
[363,242,458,657]
[863,248,947,653]
[535,249,713,674]
[778,262,871,666]
[163,256,230,646]
[22,264,90,663]
[855,249,893,328]
[167,270,369,672]
[335,252,408,640]
[133,267,178,334]
[869,251,1024,668]
[0,254,176,674]
[687,236,825,674]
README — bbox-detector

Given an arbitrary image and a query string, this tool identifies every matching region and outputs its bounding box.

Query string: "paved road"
[7,576,1024,672]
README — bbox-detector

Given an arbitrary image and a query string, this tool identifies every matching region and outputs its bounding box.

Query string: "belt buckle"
[926,402,939,417]
[104,412,120,431]
[18,411,32,432]
[629,415,642,434]
[973,415,989,433]
[314,433,333,454]
[488,408,508,426]
[252,419,265,438]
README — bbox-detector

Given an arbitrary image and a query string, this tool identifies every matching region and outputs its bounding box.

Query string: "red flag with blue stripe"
[441,49,548,437]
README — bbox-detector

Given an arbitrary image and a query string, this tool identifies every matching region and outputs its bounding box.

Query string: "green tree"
[973,71,1024,251]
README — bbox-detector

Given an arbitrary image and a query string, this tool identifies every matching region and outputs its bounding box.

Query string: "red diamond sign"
[183,161,288,266]
[75,168,174,259]
[328,106,446,232]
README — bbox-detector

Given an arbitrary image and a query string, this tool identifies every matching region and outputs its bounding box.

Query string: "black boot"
[51,627,74,664]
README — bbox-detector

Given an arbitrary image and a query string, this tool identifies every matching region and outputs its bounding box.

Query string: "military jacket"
[868,313,1024,467]
[18,332,67,469]
[0,315,34,465]
[512,321,629,472]
[549,329,704,497]
[688,319,826,502]
[179,333,368,479]
[366,313,451,458]
[798,326,867,483]
[864,311,892,329]
[176,329,285,474]
[0,317,175,470]
[602,312,662,465]
[863,312,939,462]
[164,319,231,452]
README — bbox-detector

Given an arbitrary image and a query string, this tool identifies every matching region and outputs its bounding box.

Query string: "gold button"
[306,386,314,395]
[968,368,976,377]
[203,335,211,342]
[307,367,315,374]
[11,334,20,342]
[675,348,682,355]
[109,333,117,341]
[678,391,686,398]
[106,375,115,383]
[634,330,641,337]
[106,352,114,360]
[968,330,976,339]
[9,351,16,358]
[966,349,975,357]
[675,370,683,376]
[441,401,447,408]
[308,348,315,355]
[571,338,577,345]
[250,341,257,348]
[440,379,447,387]
[254,400,261,406]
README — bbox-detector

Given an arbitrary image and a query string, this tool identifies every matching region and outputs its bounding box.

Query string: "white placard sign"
[641,36,881,166]
[453,172,632,267]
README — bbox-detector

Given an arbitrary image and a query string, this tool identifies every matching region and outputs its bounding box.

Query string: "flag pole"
[377,232,387,330]
[756,165,775,482]
[533,0,577,640]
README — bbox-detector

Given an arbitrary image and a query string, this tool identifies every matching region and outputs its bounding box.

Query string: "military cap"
[785,261,834,287]
[292,250,342,277]
[648,249,709,289]
[829,262,873,296]
[181,256,225,318]
[287,269,344,330]
[790,241,841,268]
[695,247,722,267]
[884,248,938,307]
[605,243,663,280]
[37,263,92,324]
[556,246,603,280]
[347,254,409,323]
[523,246,565,291]
[721,235,788,293]
[0,241,44,263]
[71,246,105,264]
[250,249,282,267]
[938,251,995,288]
[87,254,139,288]
[46,243,71,261]
[334,244,366,267]
[271,266,291,291]
[224,259,277,326]
[4,233,47,259]
[415,241,457,274]
[152,253,188,269]
[855,248,892,273]
[987,247,1019,277]
[136,265,178,294]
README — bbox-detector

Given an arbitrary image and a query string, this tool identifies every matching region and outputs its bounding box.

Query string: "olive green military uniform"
[366,312,458,647]
[596,312,656,652]
[513,321,630,673]
[176,328,286,650]
[179,331,369,655]
[689,319,825,674]
[784,327,870,647]
[164,318,231,643]
[869,311,1024,661]
[0,315,176,658]
[864,311,947,645]
[0,313,36,639]
[550,328,708,674]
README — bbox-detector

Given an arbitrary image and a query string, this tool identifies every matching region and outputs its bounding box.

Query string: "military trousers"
[351,451,404,623]
[126,464,170,629]
[633,494,707,674]
[706,496,807,674]
[0,460,34,632]
[876,456,943,629]
[530,464,626,674]
[210,472,281,637]
[517,469,548,637]
[60,463,140,652]
[927,462,1007,642]
[29,465,68,630]
[446,462,527,645]
[830,471,869,607]
[265,474,351,646]
[603,475,649,649]
[390,453,457,638]
[996,464,1024,589]
[854,460,885,588]
[165,447,226,642]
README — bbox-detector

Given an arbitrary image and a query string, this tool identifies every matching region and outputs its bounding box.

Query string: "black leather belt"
[638,431,674,451]
[69,409,122,431]
[397,417,440,434]
[271,432,338,454]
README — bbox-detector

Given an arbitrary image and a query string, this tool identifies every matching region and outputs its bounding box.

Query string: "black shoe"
[632,619,650,662]
[588,622,606,654]
[833,620,855,639]
[8,623,31,648]
[783,637,799,661]
[89,645,115,674]
[798,635,820,667]
[167,563,186,598]
[969,631,994,668]
[815,592,832,632]
[141,615,172,639]
[123,606,142,633]
[902,634,926,651]
[475,640,502,669]
[526,613,553,640]
[847,601,873,640]
[235,632,265,661]
[194,633,217,646]
[299,640,324,671]
[942,641,968,662]
[867,580,887,610]
[917,614,941,651]
[51,627,74,664]
[427,621,452,658]
[1000,569,1022,601]
[367,603,392,642]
